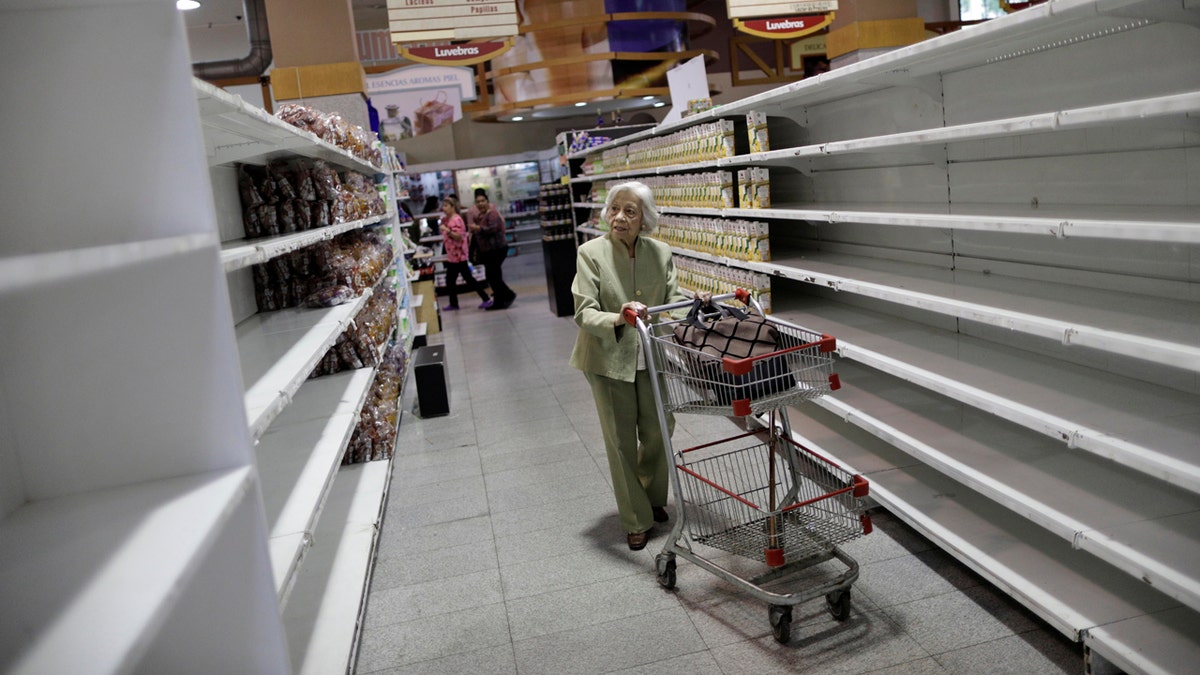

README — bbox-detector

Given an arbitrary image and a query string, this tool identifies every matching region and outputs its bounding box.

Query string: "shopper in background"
[569,181,705,551]
[438,196,492,311]
[466,188,517,310]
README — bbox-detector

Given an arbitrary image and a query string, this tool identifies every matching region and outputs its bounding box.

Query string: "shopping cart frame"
[628,289,871,643]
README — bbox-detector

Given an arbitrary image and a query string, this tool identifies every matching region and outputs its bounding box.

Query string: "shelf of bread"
[194,79,379,175]
[282,460,391,675]
[237,289,374,440]
[221,211,396,272]
[256,367,377,602]
[0,466,259,674]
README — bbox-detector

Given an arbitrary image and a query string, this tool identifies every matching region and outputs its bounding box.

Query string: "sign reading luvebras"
[401,40,513,66]
[726,0,837,21]
[387,0,518,44]
[733,14,834,39]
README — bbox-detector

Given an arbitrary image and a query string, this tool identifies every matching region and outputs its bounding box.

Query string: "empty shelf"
[0,467,257,674]
[256,367,377,602]
[236,291,373,439]
[282,460,391,675]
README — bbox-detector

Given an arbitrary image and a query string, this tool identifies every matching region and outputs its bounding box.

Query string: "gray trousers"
[585,369,674,533]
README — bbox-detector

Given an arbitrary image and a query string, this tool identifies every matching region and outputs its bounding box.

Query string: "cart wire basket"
[643,293,840,417]
[631,290,870,643]
[676,430,871,567]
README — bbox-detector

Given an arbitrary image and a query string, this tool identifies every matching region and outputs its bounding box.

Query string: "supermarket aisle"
[355,253,1084,674]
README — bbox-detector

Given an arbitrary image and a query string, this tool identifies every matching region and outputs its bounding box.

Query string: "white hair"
[604,181,659,234]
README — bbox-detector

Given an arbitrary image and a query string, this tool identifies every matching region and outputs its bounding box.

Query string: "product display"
[747,111,770,154]
[238,159,386,239]
[737,168,771,209]
[603,172,735,209]
[673,255,773,314]
[599,120,736,174]
[540,182,573,241]
[275,102,383,166]
[341,344,409,464]
[252,228,395,312]
[310,284,398,377]
[655,215,770,262]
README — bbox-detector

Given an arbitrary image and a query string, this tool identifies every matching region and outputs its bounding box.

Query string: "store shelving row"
[565,1,1200,671]
[195,79,379,175]
[196,64,409,675]
[221,212,396,272]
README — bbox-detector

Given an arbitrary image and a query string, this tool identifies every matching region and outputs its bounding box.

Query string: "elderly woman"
[569,181,693,550]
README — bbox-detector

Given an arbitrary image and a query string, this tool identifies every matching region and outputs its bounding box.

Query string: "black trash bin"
[412,345,450,417]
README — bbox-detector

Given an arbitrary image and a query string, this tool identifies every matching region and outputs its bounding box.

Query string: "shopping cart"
[628,289,872,643]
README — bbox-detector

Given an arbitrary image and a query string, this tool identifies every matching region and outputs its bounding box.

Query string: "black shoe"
[652,507,669,523]
[627,531,649,550]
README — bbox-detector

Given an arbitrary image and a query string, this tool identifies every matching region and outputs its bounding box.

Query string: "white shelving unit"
[567,1,1200,672]
[0,3,410,672]
[0,2,290,673]
[199,73,406,673]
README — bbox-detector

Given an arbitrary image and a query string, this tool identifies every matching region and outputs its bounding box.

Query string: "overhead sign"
[401,40,513,66]
[733,14,834,39]
[387,0,518,44]
[726,0,837,20]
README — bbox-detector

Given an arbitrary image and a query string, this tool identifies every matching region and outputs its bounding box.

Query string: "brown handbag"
[673,299,779,361]
[672,298,795,407]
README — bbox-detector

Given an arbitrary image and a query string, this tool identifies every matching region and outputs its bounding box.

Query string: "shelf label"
[726,0,837,20]
[733,14,833,39]
[387,0,518,44]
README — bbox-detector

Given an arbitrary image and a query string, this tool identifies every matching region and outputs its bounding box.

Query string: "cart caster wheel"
[826,589,851,621]
[768,604,792,644]
[655,555,676,589]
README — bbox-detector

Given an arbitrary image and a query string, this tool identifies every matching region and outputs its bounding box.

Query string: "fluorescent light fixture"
[574,102,587,107]
[511,116,525,121]
[653,102,666,108]
[177,0,200,9]
[642,95,655,100]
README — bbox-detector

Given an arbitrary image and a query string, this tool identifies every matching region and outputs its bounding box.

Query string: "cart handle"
[624,289,754,326]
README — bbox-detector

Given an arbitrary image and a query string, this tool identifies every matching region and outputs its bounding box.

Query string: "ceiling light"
[574,102,587,107]
[642,95,655,100]
[511,116,524,121]
[176,0,200,9]
[653,102,666,108]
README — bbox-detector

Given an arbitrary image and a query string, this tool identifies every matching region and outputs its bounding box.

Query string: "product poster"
[367,66,475,141]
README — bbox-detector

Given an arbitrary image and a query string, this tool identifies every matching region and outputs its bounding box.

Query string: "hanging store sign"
[401,39,513,66]
[387,0,518,44]
[726,0,837,21]
[733,14,834,39]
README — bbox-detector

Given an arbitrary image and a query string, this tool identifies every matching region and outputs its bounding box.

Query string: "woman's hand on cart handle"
[696,291,713,307]
[620,301,649,326]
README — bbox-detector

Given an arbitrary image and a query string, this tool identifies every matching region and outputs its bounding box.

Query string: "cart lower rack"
[633,290,871,643]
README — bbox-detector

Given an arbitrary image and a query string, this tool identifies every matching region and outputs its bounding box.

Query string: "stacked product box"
[673,255,773,314]
[737,168,771,209]
[747,111,770,154]
[655,215,771,262]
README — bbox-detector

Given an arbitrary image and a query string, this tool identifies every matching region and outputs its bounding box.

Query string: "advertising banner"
[368,66,476,141]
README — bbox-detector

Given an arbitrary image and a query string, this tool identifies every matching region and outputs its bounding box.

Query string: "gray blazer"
[569,234,688,383]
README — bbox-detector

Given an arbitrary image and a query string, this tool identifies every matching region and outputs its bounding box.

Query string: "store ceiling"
[180,0,389,33]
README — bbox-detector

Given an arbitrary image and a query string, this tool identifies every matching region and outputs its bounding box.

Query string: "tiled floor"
[356,254,1085,674]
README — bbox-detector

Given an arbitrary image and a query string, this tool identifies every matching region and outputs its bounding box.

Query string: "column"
[825,0,928,67]
[264,0,369,130]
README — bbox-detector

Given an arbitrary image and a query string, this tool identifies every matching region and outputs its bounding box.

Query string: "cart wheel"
[826,589,851,621]
[768,604,792,644]
[655,555,676,589]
